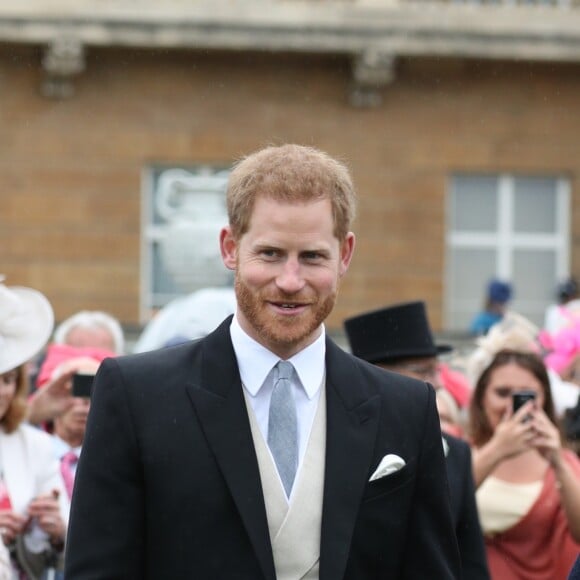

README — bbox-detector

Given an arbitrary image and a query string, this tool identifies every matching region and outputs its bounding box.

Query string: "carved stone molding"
[0,2,578,101]
[349,49,396,108]
[41,36,85,98]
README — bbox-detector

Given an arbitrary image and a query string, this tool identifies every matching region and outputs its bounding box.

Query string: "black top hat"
[343,301,452,364]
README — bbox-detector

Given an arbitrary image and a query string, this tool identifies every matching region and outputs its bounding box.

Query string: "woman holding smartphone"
[467,335,580,579]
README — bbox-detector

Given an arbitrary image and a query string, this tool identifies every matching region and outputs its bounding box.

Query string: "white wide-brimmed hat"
[0,278,54,375]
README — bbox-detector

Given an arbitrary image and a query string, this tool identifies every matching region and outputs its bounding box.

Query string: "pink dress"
[485,450,580,580]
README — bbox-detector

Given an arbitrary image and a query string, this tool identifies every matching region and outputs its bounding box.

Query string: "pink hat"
[36,343,116,387]
[539,321,580,375]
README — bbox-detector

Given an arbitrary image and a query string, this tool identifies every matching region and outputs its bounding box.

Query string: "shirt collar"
[230,314,326,400]
[53,435,82,458]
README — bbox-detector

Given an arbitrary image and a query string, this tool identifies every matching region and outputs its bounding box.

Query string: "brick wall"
[1,46,579,333]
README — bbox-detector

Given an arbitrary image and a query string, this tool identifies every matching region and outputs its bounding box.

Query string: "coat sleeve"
[401,386,462,579]
[64,358,145,579]
[454,440,490,580]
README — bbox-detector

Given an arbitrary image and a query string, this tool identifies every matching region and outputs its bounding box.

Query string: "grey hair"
[53,310,125,354]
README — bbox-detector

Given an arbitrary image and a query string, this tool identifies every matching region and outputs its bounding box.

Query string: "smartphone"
[72,373,94,398]
[512,390,536,414]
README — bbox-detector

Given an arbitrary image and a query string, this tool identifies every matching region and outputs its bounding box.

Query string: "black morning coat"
[65,316,461,579]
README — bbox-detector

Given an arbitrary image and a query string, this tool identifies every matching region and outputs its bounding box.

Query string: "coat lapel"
[320,338,382,580]
[184,317,276,580]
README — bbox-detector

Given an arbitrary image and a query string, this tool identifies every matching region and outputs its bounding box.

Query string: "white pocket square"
[369,454,406,482]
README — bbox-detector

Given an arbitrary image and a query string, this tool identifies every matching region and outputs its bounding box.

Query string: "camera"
[72,373,94,398]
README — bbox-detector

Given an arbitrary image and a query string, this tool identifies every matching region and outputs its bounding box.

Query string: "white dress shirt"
[230,315,325,469]
[52,435,82,477]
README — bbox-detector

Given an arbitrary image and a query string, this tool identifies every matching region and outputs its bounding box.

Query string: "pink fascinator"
[540,321,580,375]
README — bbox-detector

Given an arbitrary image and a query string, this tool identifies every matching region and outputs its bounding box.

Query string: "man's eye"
[303,252,322,261]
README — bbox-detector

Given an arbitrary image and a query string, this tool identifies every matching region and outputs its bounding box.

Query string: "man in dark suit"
[65,145,460,579]
[344,301,490,579]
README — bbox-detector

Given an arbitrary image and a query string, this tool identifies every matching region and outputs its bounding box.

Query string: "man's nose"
[276,259,305,294]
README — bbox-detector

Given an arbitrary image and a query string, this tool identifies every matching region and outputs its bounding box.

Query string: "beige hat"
[0,278,54,375]
[467,311,539,388]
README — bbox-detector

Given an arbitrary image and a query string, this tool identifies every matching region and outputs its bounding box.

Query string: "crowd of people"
[1,143,579,579]
[345,297,580,579]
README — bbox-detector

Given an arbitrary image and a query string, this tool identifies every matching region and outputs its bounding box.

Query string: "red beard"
[235,275,336,353]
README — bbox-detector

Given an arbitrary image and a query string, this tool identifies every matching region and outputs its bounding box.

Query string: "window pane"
[152,242,181,301]
[513,177,557,234]
[143,166,231,319]
[448,247,497,331]
[451,175,498,232]
[512,249,556,326]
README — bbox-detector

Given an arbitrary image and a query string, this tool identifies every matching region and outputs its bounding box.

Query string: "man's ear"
[220,226,237,271]
[339,232,356,277]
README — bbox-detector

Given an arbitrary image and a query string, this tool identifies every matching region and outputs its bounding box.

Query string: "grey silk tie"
[268,360,298,497]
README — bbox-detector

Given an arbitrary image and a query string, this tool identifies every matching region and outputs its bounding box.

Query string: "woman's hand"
[530,408,563,467]
[0,509,28,545]
[27,491,65,542]
[27,357,100,425]
[26,370,75,425]
[528,409,580,542]
[492,401,537,460]
[472,401,537,488]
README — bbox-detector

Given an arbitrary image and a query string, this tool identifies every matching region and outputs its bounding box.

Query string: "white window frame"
[445,174,570,330]
[140,164,230,324]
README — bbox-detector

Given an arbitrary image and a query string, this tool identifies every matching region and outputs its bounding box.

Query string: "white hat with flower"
[0,276,54,375]
[467,311,540,388]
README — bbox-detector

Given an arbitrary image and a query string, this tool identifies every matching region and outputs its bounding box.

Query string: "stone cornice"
[1,3,580,59]
[2,1,580,104]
